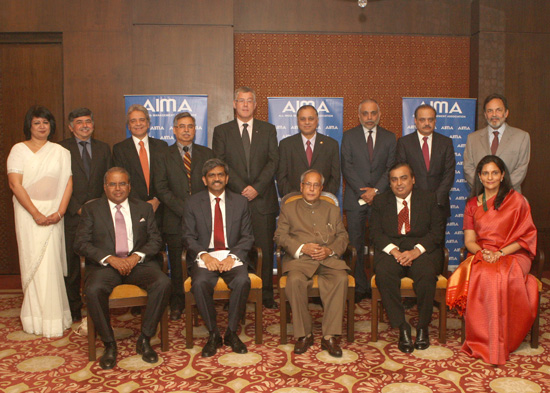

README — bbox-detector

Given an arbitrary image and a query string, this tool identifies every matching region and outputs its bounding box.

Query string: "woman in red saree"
[447,155,538,365]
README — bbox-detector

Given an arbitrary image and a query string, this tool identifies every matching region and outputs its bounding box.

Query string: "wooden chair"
[182,247,263,349]
[80,252,170,361]
[459,247,545,348]
[276,191,357,344]
[369,248,449,343]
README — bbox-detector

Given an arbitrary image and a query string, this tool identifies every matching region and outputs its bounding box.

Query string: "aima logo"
[455,213,464,218]
[455,196,467,201]
[282,100,331,114]
[150,126,164,130]
[456,179,467,183]
[458,126,471,130]
[325,125,338,130]
[451,187,460,192]
[456,161,463,166]
[441,125,453,130]
[291,125,299,130]
[448,239,459,244]
[455,152,462,157]
[160,135,173,140]
[450,204,460,209]
[448,222,459,226]
[457,143,466,148]
[420,100,463,114]
[143,98,193,113]
[453,248,461,253]
[276,125,287,130]
[407,125,416,130]
[450,135,462,139]
[455,170,461,175]
[445,231,451,235]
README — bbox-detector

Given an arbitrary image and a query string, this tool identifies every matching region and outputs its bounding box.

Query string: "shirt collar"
[209,190,226,203]
[237,118,254,131]
[395,192,412,207]
[177,141,192,153]
[301,132,317,147]
[362,125,377,134]
[108,198,130,211]
[132,134,149,147]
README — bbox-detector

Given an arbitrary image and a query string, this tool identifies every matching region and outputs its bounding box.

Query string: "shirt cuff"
[196,251,207,263]
[133,252,146,263]
[414,244,426,254]
[100,255,111,266]
[383,244,398,255]
[294,244,305,259]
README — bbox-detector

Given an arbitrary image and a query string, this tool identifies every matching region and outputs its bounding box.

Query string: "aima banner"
[268,97,344,199]
[402,97,477,269]
[124,95,208,146]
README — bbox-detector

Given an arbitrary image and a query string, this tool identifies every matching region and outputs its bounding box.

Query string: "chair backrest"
[281,191,339,206]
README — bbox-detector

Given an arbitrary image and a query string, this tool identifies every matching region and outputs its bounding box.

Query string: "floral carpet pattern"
[0,280,549,393]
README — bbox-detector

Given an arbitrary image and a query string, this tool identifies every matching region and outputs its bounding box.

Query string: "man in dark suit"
[371,163,444,353]
[341,99,396,303]
[112,104,168,229]
[212,87,279,309]
[278,105,341,197]
[182,158,254,357]
[74,167,171,370]
[154,112,214,320]
[59,107,112,322]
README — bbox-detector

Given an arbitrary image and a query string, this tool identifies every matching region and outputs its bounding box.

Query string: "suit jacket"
[277,132,341,197]
[370,189,444,256]
[74,196,162,266]
[396,131,455,216]
[212,119,279,215]
[341,125,396,211]
[154,142,214,234]
[463,124,530,192]
[274,198,349,277]
[182,190,255,268]
[58,137,112,221]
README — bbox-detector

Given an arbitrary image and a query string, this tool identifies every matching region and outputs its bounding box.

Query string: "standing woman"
[447,155,538,365]
[7,106,73,337]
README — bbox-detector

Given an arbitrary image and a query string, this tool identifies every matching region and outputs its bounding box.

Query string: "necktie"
[115,205,129,257]
[214,197,225,251]
[306,140,313,167]
[367,130,374,164]
[491,131,499,155]
[242,123,251,175]
[183,145,192,192]
[422,136,430,171]
[79,141,91,179]
[398,200,411,234]
[139,140,150,193]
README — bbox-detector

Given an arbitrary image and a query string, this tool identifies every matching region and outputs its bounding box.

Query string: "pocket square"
[139,218,146,222]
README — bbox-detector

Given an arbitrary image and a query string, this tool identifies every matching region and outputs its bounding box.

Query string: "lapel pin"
[320,141,324,144]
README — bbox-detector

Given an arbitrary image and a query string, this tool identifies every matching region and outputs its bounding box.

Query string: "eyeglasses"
[235,99,255,104]
[106,182,129,188]
[302,182,321,189]
[174,124,195,130]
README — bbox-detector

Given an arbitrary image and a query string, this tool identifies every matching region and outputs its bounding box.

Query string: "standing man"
[75,167,171,370]
[277,105,340,196]
[464,93,530,192]
[182,158,254,357]
[341,99,396,303]
[59,107,112,322]
[155,112,214,320]
[274,169,350,358]
[113,104,168,229]
[212,87,279,309]
[371,163,444,353]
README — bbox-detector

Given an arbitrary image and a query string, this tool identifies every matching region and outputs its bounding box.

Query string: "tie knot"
[402,200,408,207]
[306,140,311,146]
[242,123,248,130]
[139,140,145,147]
[183,145,189,152]
[215,197,220,203]
[493,131,499,137]
[116,204,122,211]
[423,136,428,142]
[368,130,373,135]
[79,141,87,147]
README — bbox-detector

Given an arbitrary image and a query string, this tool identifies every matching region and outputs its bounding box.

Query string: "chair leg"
[371,291,379,342]
[185,297,194,349]
[280,288,287,345]
[347,289,355,342]
[255,295,263,345]
[531,293,541,348]
[460,316,465,344]
[87,316,96,361]
[160,306,169,352]
[439,298,447,344]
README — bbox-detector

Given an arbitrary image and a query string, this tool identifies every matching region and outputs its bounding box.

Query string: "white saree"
[7,141,72,337]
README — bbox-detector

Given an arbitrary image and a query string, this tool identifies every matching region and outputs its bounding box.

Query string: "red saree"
[446,190,538,365]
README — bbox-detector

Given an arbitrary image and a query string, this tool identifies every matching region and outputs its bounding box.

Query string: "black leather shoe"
[294,334,314,354]
[354,290,372,303]
[398,323,414,354]
[71,309,82,323]
[224,330,248,354]
[263,299,278,309]
[99,341,117,370]
[321,336,343,358]
[202,331,223,357]
[170,306,183,321]
[136,334,158,363]
[415,327,430,350]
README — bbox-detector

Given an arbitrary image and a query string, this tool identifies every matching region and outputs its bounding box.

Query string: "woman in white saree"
[7,106,73,338]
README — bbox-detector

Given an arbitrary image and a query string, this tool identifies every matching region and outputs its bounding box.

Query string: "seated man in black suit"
[370,163,444,353]
[182,158,254,357]
[75,167,171,370]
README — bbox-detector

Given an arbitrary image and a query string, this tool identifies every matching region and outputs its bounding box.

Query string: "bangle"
[57,212,62,219]
[499,250,505,256]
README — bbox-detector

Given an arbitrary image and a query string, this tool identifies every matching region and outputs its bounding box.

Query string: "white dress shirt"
[383,192,426,256]
[301,132,317,153]
[237,118,254,141]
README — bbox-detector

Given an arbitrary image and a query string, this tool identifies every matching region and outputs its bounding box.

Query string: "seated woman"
[447,155,538,365]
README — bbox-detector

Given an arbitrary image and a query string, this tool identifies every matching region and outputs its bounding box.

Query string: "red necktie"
[306,140,313,167]
[422,136,430,172]
[398,200,410,234]
[367,130,374,164]
[491,131,499,155]
[139,141,150,193]
[214,197,225,251]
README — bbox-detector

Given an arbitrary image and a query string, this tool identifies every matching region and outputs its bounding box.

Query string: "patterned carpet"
[0,280,549,393]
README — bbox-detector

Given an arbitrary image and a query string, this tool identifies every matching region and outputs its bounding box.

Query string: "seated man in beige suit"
[274,169,349,357]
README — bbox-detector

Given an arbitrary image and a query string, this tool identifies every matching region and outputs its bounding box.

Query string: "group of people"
[6,88,537,369]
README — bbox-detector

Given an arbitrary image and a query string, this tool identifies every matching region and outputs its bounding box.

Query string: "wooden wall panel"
[132,0,233,25]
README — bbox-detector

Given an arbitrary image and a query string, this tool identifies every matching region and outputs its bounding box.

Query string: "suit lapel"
[99,197,116,245]
[429,133,442,174]
[224,191,234,243]
[200,192,213,237]
[498,124,512,154]
[310,133,323,167]
[480,127,491,155]
[292,133,310,168]
[128,199,143,252]
[169,144,186,172]
[127,138,146,181]
[230,121,248,169]
[69,138,87,178]
[412,132,428,174]
[89,139,101,181]
[386,194,399,235]
[409,191,420,230]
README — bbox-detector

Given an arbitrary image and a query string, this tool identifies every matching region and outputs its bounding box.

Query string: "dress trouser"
[250,210,276,303]
[165,233,184,310]
[64,214,82,317]
[346,206,371,295]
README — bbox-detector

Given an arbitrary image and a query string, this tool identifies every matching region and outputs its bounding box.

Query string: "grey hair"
[300,169,325,184]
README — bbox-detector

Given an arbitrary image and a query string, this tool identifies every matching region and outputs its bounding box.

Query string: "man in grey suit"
[278,105,341,196]
[182,158,254,358]
[59,107,112,322]
[341,99,396,303]
[154,112,214,320]
[212,87,279,309]
[464,93,530,192]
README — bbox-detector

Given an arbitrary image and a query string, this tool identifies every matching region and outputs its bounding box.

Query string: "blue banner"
[402,98,477,269]
[124,95,208,147]
[268,97,344,200]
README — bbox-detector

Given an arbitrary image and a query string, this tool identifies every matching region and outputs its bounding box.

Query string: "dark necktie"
[306,140,313,167]
[422,136,430,171]
[115,205,129,257]
[214,197,225,251]
[242,123,251,175]
[367,130,374,164]
[183,145,192,192]
[398,200,411,234]
[491,131,499,155]
[79,141,91,178]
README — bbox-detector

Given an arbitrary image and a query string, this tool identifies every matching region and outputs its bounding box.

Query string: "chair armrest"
[159,251,168,274]
[459,247,467,262]
[344,244,357,275]
[80,256,86,292]
[275,246,285,281]
[534,249,545,280]
[442,247,449,276]
[249,246,263,275]
[181,250,189,280]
